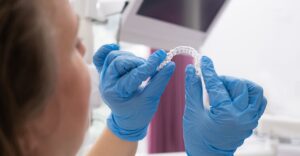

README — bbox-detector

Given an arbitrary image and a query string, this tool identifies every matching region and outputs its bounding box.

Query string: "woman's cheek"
[75,53,91,126]
[67,52,91,133]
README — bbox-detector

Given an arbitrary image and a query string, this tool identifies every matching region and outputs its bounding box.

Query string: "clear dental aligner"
[158,46,202,76]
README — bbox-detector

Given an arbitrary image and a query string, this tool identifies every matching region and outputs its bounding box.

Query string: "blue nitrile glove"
[93,44,176,141]
[183,56,267,156]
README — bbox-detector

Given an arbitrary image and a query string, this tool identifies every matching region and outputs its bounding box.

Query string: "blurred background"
[69,0,300,155]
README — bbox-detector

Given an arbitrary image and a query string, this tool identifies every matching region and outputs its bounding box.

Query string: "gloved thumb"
[114,50,167,97]
[142,62,176,98]
[185,64,204,111]
[201,56,231,107]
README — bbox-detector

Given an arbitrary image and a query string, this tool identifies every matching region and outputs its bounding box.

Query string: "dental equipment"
[158,46,202,76]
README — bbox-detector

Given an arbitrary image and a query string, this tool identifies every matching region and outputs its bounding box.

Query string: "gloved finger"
[219,76,249,111]
[213,137,246,152]
[101,55,145,96]
[104,50,135,68]
[247,96,267,120]
[244,80,266,111]
[258,97,267,117]
[115,50,167,97]
[201,56,231,107]
[93,44,119,72]
[100,51,136,82]
[107,55,146,79]
[142,62,176,98]
[185,64,204,111]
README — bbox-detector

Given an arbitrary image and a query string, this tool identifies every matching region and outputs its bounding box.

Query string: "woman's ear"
[18,124,39,155]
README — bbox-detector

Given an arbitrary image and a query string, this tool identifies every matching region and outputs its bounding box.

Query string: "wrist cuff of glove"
[107,114,148,142]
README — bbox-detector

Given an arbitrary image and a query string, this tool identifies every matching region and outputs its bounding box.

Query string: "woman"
[0,0,267,155]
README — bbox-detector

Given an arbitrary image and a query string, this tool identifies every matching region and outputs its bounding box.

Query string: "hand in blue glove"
[93,44,176,141]
[183,56,267,156]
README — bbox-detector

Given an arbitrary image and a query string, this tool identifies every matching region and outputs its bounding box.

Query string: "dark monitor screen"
[137,0,226,32]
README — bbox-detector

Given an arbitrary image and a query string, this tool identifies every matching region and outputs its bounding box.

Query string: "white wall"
[202,0,300,117]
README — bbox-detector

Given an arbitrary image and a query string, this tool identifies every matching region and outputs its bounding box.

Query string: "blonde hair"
[0,0,55,155]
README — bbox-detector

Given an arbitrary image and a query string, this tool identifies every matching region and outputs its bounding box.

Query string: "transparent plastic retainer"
[158,46,202,76]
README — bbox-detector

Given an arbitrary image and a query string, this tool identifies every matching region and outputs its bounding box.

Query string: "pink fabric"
[149,52,193,153]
